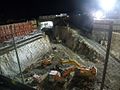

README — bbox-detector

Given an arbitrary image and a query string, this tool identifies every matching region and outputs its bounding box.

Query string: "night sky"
[0,0,99,22]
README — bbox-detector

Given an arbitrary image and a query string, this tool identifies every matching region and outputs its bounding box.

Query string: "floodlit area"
[99,0,117,11]
[40,21,53,29]
[0,1,120,90]
[0,14,120,90]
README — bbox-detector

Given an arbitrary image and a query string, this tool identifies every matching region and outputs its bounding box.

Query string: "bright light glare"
[93,11,105,19]
[100,0,117,11]
[40,21,53,29]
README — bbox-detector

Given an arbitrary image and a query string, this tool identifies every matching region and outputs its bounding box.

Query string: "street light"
[99,0,116,90]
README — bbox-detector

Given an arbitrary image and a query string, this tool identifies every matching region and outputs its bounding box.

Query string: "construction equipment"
[33,59,97,90]
[60,59,82,68]
[60,59,97,78]
[40,58,97,78]
[55,66,96,79]
[48,70,64,81]
[77,66,97,77]
[41,59,52,67]
[48,59,97,82]
[41,58,82,68]
[47,66,97,83]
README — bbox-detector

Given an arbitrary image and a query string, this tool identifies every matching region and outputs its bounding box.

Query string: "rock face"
[0,35,51,77]
[54,26,103,62]
[54,26,120,90]
[92,30,108,47]
[92,30,120,63]
[0,23,120,90]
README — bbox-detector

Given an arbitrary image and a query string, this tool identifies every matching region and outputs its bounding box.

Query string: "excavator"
[47,59,97,82]
[59,59,97,78]
[33,58,97,90]
[41,58,52,67]
[60,59,82,68]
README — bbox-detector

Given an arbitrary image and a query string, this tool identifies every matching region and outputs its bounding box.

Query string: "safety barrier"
[0,20,37,43]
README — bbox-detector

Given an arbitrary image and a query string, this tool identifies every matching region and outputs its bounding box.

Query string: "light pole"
[100,21,113,90]
[10,25,25,83]
[98,0,116,89]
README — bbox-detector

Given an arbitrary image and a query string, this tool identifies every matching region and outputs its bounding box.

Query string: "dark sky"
[0,0,99,20]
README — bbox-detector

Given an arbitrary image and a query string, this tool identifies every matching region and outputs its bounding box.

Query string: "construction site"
[0,14,120,90]
[0,0,120,90]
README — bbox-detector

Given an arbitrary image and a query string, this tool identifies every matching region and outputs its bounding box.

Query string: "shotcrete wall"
[111,32,120,61]
[54,26,102,62]
[0,35,51,77]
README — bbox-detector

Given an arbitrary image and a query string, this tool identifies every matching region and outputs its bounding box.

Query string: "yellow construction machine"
[45,59,97,82]
[33,58,97,89]
[59,59,97,78]
[60,59,82,68]
[41,58,52,67]
[40,58,97,78]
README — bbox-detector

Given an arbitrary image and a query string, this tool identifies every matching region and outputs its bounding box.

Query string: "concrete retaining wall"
[0,35,51,77]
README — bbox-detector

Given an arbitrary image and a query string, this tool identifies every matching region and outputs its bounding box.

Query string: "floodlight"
[100,0,117,11]
[93,10,105,19]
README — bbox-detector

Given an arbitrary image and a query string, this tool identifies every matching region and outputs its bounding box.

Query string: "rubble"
[9,25,120,90]
[54,26,120,90]
[15,44,96,90]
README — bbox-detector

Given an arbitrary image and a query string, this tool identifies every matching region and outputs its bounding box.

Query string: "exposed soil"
[16,26,120,90]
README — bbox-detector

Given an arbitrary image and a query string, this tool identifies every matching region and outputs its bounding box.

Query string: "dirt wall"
[54,26,103,62]
[111,32,120,61]
[54,26,120,90]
